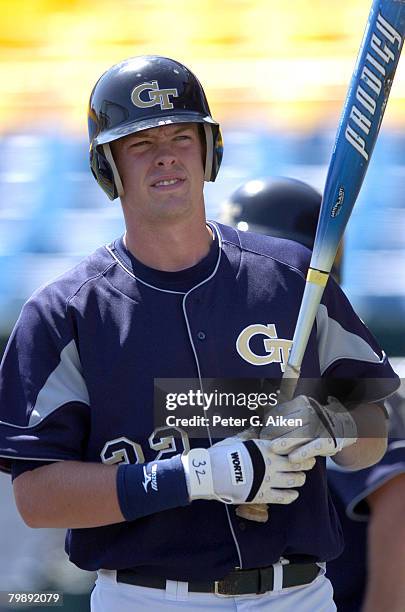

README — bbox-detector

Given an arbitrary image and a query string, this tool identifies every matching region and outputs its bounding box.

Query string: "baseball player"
[0,57,399,612]
[223,176,405,611]
[327,399,405,612]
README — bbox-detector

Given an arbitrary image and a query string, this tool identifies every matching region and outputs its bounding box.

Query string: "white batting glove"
[181,438,315,505]
[260,395,357,462]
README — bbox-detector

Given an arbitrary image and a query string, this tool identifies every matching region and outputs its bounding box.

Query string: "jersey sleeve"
[327,393,405,521]
[316,276,400,402]
[11,459,57,481]
[0,287,91,475]
[328,439,405,521]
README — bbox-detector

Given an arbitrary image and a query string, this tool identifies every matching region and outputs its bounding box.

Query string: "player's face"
[111,123,205,223]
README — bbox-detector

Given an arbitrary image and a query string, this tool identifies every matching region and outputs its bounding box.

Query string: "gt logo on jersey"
[131,81,179,110]
[236,323,292,372]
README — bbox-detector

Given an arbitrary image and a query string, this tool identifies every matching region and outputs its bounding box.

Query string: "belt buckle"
[214,569,260,597]
[214,580,234,597]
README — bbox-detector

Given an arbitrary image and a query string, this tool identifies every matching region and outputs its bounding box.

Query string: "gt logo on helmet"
[131,81,179,110]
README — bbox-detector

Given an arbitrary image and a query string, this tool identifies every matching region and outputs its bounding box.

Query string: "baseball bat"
[237,0,405,523]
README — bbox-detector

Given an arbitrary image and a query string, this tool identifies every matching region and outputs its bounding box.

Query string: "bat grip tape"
[306,268,329,287]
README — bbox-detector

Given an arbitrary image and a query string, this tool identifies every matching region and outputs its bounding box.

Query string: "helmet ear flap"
[203,124,213,182]
[90,145,118,201]
[203,123,223,182]
[102,144,124,198]
[212,126,224,181]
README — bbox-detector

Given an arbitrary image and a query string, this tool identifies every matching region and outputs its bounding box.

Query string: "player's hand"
[181,438,315,505]
[261,395,358,462]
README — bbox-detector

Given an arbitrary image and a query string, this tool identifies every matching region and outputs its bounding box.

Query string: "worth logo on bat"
[131,80,179,110]
[236,323,292,373]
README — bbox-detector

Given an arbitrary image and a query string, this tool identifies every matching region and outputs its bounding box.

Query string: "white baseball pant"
[91,564,336,611]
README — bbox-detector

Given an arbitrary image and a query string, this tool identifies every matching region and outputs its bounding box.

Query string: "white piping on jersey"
[0,454,64,465]
[316,304,385,375]
[0,339,89,429]
[108,223,243,567]
[179,221,222,446]
[105,245,186,295]
[105,222,221,295]
[180,225,244,570]
[345,464,405,522]
[388,440,405,452]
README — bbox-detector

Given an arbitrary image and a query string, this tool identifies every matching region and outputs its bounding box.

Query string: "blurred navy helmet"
[221,177,321,249]
[88,55,223,200]
[221,177,342,281]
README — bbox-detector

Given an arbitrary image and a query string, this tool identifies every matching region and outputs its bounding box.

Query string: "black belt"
[116,562,319,596]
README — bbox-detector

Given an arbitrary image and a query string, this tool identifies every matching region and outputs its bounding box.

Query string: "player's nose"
[154,143,177,167]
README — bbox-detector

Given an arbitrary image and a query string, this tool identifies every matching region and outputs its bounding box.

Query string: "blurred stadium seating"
[0,127,404,354]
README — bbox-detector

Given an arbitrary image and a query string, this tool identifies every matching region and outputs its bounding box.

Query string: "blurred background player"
[221,176,405,612]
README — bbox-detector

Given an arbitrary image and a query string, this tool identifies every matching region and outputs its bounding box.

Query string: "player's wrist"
[181,448,216,501]
[116,455,190,522]
[323,396,358,449]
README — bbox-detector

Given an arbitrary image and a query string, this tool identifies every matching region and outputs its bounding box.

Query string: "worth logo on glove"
[131,80,179,110]
[236,323,292,372]
[228,450,246,485]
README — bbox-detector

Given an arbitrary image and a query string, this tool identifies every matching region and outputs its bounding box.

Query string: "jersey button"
[197,331,206,340]
[238,522,246,531]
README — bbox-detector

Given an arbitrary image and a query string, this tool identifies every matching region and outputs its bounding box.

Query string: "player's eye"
[130,140,151,148]
[174,134,193,143]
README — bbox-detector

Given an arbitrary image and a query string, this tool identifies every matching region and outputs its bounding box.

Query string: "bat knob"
[235,504,269,523]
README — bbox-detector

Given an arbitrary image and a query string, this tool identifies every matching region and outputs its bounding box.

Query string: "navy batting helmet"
[88,55,223,200]
[221,177,321,250]
[222,177,342,281]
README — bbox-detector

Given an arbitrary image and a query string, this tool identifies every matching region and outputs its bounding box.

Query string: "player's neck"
[123,218,214,272]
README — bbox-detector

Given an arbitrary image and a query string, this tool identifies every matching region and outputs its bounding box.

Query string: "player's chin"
[152,197,193,219]
[149,186,191,208]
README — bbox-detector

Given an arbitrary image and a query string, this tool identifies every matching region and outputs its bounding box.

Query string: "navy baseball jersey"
[0,222,399,579]
[327,394,405,612]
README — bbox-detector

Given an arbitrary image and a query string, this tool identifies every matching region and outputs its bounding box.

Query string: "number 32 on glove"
[181,438,315,505]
